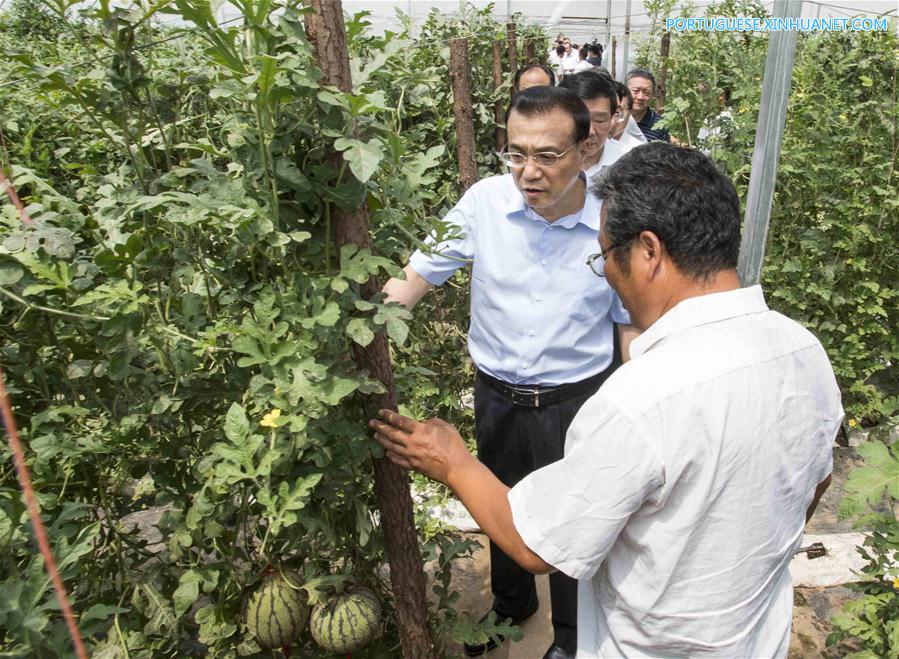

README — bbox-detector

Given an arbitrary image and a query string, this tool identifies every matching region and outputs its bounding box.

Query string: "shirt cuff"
[508,485,595,580]
[408,250,456,286]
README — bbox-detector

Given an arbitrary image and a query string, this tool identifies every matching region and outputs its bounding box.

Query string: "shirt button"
[541,259,548,266]
[528,330,536,337]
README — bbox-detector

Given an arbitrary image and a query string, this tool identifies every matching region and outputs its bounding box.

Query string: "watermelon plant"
[0,0,547,655]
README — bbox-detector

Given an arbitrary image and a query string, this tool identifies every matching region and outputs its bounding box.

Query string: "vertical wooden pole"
[506,21,518,71]
[450,38,478,192]
[492,40,506,153]
[656,31,670,112]
[622,0,632,78]
[305,2,436,657]
[523,37,535,62]
[611,36,617,79]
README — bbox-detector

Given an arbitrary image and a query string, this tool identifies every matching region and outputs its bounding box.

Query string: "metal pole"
[737,0,802,286]
[605,0,612,55]
[622,0,632,79]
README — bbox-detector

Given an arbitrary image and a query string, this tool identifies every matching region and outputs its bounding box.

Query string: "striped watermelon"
[244,570,310,650]
[310,585,382,654]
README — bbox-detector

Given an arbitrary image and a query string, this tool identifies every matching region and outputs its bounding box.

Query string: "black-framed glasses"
[586,244,619,277]
[500,142,578,169]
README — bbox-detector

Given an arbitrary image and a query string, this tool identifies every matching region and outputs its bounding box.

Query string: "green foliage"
[0,0,69,40]
[828,434,899,658]
[0,1,544,656]
[637,2,898,424]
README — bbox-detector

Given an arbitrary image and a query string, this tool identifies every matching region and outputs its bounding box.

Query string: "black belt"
[477,368,609,408]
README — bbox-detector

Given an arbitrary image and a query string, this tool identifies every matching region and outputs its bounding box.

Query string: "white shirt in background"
[509,286,843,658]
[560,50,580,75]
[611,115,648,153]
[584,139,626,182]
[549,49,562,69]
[573,60,594,73]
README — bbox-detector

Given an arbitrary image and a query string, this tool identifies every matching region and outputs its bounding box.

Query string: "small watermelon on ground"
[310,585,382,654]
[244,570,310,650]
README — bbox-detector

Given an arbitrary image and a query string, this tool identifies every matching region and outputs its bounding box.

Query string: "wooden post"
[304,2,436,657]
[622,0,632,78]
[656,31,670,112]
[506,21,518,71]
[492,39,506,153]
[523,37,535,62]
[611,36,617,79]
[450,38,478,191]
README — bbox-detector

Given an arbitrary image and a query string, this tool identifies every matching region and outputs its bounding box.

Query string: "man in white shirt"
[609,80,647,153]
[559,38,580,77]
[383,86,636,659]
[559,71,627,180]
[371,142,842,658]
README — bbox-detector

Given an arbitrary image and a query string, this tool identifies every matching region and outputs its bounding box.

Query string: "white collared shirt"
[509,286,843,657]
[408,173,629,385]
[584,139,627,181]
[612,115,648,153]
[560,50,580,74]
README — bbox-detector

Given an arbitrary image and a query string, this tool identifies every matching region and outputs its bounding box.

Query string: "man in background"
[559,71,626,178]
[559,37,580,77]
[610,80,647,152]
[513,64,556,93]
[626,67,670,142]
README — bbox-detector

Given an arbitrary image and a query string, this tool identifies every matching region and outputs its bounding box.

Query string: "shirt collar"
[505,172,600,231]
[629,285,769,359]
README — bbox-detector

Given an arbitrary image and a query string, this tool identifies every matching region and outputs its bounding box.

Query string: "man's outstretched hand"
[369,410,474,485]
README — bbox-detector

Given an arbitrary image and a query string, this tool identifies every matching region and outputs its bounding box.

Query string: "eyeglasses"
[501,143,578,169]
[586,244,619,277]
[612,109,629,121]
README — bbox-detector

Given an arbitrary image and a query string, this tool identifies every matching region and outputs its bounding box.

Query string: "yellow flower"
[260,408,282,428]
[848,419,857,428]
[893,577,899,590]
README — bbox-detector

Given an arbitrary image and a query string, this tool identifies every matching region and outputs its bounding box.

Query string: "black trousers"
[473,368,612,653]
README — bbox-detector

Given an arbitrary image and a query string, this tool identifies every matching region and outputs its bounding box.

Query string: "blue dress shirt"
[409,173,630,386]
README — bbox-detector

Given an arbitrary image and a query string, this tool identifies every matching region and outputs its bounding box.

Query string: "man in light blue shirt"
[384,87,637,659]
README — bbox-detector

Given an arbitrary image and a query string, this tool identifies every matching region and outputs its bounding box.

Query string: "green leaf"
[346,318,375,347]
[334,137,384,183]
[373,303,412,346]
[224,403,250,443]
[173,573,200,617]
[839,441,899,518]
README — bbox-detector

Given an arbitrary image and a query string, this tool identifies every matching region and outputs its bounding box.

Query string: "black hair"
[506,86,591,144]
[592,142,741,279]
[625,67,657,93]
[587,44,602,57]
[558,69,618,115]
[579,46,589,60]
[556,44,565,57]
[512,64,556,92]
[613,80,632,108]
